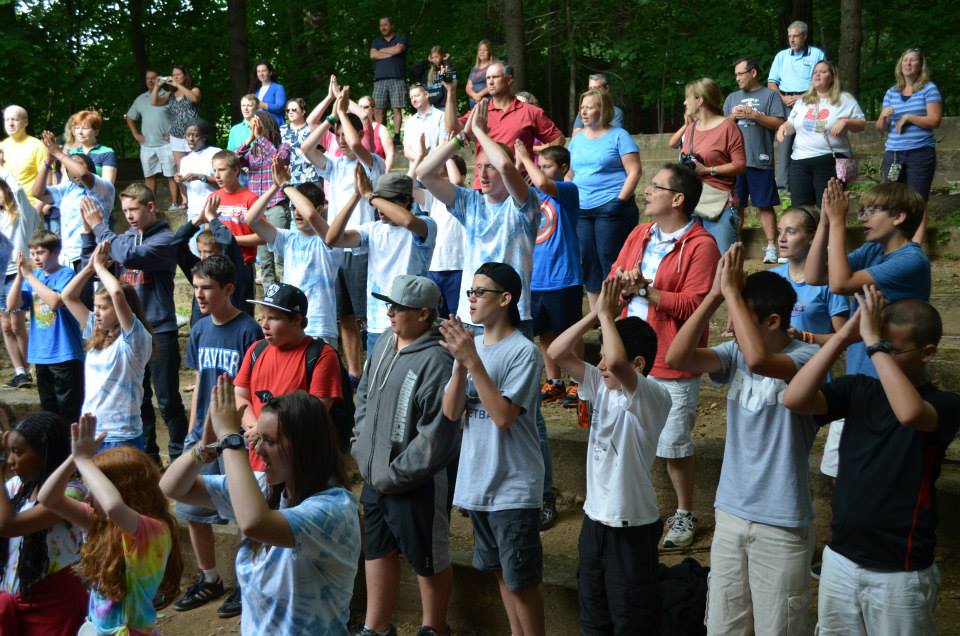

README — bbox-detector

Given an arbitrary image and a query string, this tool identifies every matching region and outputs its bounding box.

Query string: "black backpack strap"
[249,339,270,371]
[304,337,328,387]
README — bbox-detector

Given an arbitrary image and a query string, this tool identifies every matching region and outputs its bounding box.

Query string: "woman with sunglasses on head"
[281,98,321,188]
[776,61,865,208]
[161,378,359,636]
[875,48,942,243]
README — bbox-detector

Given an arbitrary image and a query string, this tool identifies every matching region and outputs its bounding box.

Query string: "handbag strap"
[687,122,696,153]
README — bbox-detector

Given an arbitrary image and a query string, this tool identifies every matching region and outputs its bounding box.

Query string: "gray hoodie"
[351,327,456,494]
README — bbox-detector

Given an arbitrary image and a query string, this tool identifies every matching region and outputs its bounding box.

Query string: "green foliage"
[2,0,958,158]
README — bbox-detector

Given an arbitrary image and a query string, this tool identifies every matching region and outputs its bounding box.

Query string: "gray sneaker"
[662,511,697,548]
[6,372,32,389]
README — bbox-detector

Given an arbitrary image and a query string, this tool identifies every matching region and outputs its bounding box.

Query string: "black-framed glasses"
[648,182,680,194]
[466,287,506,298]
[256,390,279,406]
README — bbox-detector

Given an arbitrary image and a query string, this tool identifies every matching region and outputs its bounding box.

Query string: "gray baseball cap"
[373,172,414,201]
[371,275,441,310]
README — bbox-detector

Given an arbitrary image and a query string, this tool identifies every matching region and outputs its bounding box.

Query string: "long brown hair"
[86,282,154,353]
[77,447,183,606]
[0,180,19,225]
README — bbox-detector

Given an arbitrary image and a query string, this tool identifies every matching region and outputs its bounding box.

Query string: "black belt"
[781,91,805,95]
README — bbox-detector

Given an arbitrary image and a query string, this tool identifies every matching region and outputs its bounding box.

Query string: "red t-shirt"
[211,187,260,263]
[459,98,563,188]
[234,336,344,469]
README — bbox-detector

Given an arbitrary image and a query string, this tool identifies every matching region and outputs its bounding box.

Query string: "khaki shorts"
[140,144,175,177]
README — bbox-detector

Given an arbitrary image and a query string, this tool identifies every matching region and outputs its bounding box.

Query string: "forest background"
[2,0,956,156]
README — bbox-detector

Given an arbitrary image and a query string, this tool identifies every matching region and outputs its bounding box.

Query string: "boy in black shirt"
[785,286,960,634]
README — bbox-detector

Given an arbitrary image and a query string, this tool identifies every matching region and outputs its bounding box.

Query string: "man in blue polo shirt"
[767,20,825,191]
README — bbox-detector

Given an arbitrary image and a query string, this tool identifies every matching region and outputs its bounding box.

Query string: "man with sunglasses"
[609,163,720,549]
[351,275,455,636]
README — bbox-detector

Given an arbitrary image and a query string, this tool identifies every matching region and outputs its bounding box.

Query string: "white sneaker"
[662,511,697,548]
[762,244,778,264]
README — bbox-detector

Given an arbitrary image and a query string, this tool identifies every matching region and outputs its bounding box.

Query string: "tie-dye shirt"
[448,186,540,324]
[203,474,361,636]
[1,477,85,593]
[80,314,153,442]
[87,513,173,636]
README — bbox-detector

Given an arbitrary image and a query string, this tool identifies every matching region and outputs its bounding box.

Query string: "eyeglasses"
[891,345,924,356]
[386,302,417,312]
[734,71,752,77]
[647,182,680,194]
[285,108,300,112]
[857,206,890,220]
[465,287,505,298]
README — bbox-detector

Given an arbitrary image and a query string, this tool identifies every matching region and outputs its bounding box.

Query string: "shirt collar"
[651,218,695,243]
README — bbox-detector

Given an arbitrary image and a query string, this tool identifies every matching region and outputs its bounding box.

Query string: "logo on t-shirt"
[802,106,830,134]
[537,199,557,245]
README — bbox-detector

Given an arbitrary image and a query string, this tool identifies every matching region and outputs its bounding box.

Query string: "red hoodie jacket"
[608,221,720,379]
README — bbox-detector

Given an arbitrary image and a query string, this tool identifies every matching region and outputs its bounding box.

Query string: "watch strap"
[865,340,893,357]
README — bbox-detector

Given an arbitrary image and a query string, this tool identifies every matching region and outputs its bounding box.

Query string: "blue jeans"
[697,206,740,256]
[471,320,554,499]
[428,270,463,319]
[99,435,145,452]
[366,330,383,353]
[882,146,936,201]
[142,331,189,460]
[578,198,638,293]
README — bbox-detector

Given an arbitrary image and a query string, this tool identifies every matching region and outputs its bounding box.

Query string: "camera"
[679,152,704,171]
[437,67,457,84]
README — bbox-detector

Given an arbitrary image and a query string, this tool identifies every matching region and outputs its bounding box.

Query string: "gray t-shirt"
[722,86,787,170]
[126,92,171,148]
[709,339,819,527]
[453,330,544,511]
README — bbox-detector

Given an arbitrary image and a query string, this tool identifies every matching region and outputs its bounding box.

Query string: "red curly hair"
[76,447,182,606]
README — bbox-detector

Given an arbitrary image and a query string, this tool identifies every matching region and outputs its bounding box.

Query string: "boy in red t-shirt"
[233,282,344,471]
[209,150,263,308]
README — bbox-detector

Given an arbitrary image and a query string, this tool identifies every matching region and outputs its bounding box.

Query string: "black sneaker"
[355,626,398,636]
[811,563,822,580]
[175,571,225,611]
[416,626,451,636]
[217,585,242,618]
[5,372,32,389]
[540,494,558,531]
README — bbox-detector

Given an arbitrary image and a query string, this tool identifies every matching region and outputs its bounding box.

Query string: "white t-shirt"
[579,364,672,527]
[2,477,85,594]
[788,92,865,160]
[316,154,386,254]
[357,217,437,335]
[423,190,464,272]
[449,186,540,324]
[269,229,343,340]
[81,315,153,441]
[204,474,360,636]
[179,146,221,220]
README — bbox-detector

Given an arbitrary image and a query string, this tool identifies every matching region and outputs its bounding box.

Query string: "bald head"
[3,106,28,138]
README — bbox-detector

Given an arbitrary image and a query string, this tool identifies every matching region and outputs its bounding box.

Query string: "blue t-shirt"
[770,264,848,335]
[532,181,581,291]
[21,267,84,364]
[185,312,263,442]
[568,128,640,209]
[845,241,931,376]
[882,82,942,152]
[204,475,360,636]
[371,34,410,80]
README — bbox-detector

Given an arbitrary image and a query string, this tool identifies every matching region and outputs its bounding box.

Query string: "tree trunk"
[838,0,862,97]
[129,0,148,76]
[227,0,249,122]
[779,0,813,41]
[502,0,526,90]
[565,0,575,130]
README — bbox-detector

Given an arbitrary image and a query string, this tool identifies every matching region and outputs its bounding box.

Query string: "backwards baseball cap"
[372,172,413,201]
[371,275,441,310]
[475,262,522,325]
[248,282,308,317]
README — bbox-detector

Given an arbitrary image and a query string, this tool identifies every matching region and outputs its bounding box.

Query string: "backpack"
[249,337,354,453]
[658,557,709,636]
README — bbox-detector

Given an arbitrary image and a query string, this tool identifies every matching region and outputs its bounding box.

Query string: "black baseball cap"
[248,282,308,316]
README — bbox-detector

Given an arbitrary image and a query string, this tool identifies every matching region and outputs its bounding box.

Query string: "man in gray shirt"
[125,69,178,208]
[724,58,787,263]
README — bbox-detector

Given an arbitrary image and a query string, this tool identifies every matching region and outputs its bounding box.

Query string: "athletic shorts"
[169,135,190,153]
[2,274,29,313]
[735,167,780,209]
[468,508,543,592]
[140,145,176,178]
[531,285,583,336]
[650,376,700,459]
[373,79,408,110]
[338,251,368,325]
[361,478,451,576]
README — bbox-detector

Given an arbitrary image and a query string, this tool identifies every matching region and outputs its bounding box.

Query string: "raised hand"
[17,252,32,278]
[821,178,848,226]
[71,413,105,460]
[272,155,291,187]
[41,131,59,154]
[209,373,245,438]
[719,243,746,299]
[336,86,351,114]
[202,195,221,224]
[80,197,104,230]
[438,315,478,364]
[855,284,885,346]
[473,98,489,134]
[597,276,623,320]
[355,162,374,197]
[248,115,264,140]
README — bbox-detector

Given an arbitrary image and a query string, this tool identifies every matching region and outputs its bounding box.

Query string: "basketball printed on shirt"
[537,198,557,245]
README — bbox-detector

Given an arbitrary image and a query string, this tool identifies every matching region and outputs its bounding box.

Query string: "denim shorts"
[468,508,543,591]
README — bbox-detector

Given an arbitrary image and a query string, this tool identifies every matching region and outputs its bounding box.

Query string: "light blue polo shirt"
[767,45,826,93]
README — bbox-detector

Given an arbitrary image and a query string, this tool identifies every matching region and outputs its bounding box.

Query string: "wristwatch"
[636,286,648,298]
[865,340,893,357]
[709,167,717,177]
[216,433,246,454]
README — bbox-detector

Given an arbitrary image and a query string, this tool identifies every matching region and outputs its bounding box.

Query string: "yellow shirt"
[0,134,46,205]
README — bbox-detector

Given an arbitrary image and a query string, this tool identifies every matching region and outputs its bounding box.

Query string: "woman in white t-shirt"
[777,61,866,207]
[61,242,154,450]
[161,380,360,636]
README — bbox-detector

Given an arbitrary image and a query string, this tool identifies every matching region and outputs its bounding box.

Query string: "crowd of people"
[0,13,953,636]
